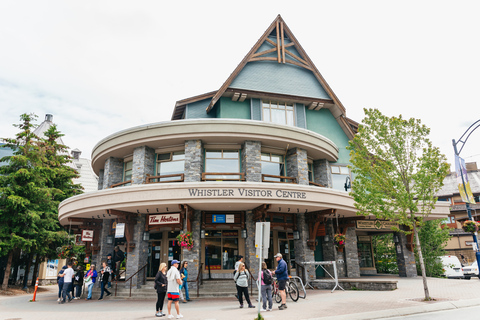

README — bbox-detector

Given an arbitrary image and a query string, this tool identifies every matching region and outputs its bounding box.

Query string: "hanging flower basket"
[57,244,74,259]
[176,232,194,250]
[462,220,479,233]
[334,233,346,251]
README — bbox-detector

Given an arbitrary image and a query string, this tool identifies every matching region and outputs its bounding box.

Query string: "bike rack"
[297,261,345,293]
[289,275,307,299]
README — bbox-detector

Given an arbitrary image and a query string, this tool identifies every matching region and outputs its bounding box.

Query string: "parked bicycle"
[272,276,299,303]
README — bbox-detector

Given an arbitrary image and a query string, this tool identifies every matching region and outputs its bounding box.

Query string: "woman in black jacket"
[154,262,168,317]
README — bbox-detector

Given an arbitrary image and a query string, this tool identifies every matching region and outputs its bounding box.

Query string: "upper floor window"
[261,153,285,182]
[262,101,294,126]
[156,151,185,181]
[331,165,351,191]
[124,160,132,182]
[308,162,314,182]
[204,150,241,180]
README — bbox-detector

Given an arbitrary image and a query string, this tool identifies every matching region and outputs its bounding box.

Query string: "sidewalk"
[1,276,480,320]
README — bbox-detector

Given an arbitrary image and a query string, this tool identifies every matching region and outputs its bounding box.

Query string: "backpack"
[263,269,272,285]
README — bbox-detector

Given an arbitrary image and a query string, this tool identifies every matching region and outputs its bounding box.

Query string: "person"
[98,261,112,300]
[106,253,113,288]
[259,261,273,311]
[113,246,125,281]
[84,264,98,300]
[233,255,243,299]
[73,265,84,299]
[155,262,168,317]
[272,253,288,310]
[56,265,67,302]
[234,262,254,308]
[166,260,183,319]
[179,261,190,302]
[58,260,74,304]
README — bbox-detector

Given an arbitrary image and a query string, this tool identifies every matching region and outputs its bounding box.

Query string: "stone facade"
[313,159,332,187]
[245,210,258,277]
[98,169,104,190]
[99,219,115,267]
[181,209,202,291]
[184,140,204,182]
[395,229,418,277]
[242,141,261,182]
[294,213,315,281]
[345,227,360,277]
[132,146,155,185]
[103,157,124,189]
[286,148,308,185]
[322,218,346,277]
[125,214,149,288]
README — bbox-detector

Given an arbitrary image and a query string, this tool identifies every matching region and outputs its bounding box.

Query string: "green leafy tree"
[347,108,450,300]
[415,220,451,277]
[372,234,398,274]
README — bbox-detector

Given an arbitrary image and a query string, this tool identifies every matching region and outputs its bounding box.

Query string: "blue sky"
[0,1,479,169]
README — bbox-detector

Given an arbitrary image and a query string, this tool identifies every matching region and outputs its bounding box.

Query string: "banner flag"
[455,155,476,204]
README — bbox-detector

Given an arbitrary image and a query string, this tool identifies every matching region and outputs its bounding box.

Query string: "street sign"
[255,222,270,259]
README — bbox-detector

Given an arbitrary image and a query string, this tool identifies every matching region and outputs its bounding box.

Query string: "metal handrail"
[109,180,132,188]
[124,263,148,297]
[189,262,203,298]
[245,266,257,296]
[114,269,126,297]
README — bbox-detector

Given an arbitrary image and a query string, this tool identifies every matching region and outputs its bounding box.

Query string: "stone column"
[242,141,261,182]
[125,214,149,288]
[286,148,308,185]
[98,169,104,190]
[345,227,360,277]
[322,218,346,277]
[184,140,203,182]
[294,213,315,281]
[313,159,332,187]
[395,228,417,277]
[181,209,201,292]
[245,210,258,277]
[132,146,155,185]
[99,219,115,266]
[103,157,124,189]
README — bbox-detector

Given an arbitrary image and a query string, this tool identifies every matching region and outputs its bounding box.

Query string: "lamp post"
[452,119,480,265]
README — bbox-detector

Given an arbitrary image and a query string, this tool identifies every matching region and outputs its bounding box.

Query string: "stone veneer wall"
[125,214,149,288]
[99,219,115,267]
[132,146,155,185]
[322,218,346,277]
[181,209,202,291]
[345,227,360,277]
[103,157,124,189]
[294,213,316,281]
[286,148,308,185]
[98,169,104,190]
[313,159,331,187]
[242,141,261,182]
[395,227,417,277]
[184,140,203,182]
[245,210,258,278]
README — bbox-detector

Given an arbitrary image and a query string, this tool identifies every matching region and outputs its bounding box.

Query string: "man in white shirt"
[58,261,74,304]
[166,260,183,319]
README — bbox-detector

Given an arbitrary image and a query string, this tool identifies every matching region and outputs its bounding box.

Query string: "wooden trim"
[276,20,281,63]
[309,181,325,187]
[146,173,184,183]
[281,22,285,63]
[262,174,296,184]
[109,180,132,188]
[252,47,277,58]
[201,172,245,181]
[224,88,333,106]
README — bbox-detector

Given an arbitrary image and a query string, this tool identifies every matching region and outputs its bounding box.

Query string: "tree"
[346,108,450,300]
[415,220,451,277]
[372,234,398,274]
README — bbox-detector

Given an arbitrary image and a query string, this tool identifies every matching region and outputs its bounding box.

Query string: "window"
[156,151,185,181]
[204,230,239,270]
[331,165,350,191]
[261,153,285,182]
[262,101,294,126]
[204,150,240,180]
[124,161,132,182]
[308,162,314,182]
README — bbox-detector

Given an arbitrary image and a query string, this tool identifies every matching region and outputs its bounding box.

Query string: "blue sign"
[212,214,226,223]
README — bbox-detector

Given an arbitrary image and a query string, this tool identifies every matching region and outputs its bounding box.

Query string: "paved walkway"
[1,276,480,320]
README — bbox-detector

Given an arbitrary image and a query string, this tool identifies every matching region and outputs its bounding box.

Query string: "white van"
[440,255,464,279]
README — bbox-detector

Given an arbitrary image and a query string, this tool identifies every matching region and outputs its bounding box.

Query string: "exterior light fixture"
[241,229,247,239]
[106,235,114,245]
[293,230,300,240]
[143,232,150,241]
[394,235,399,243]
[201,230,205,239]
[324,235,329,242]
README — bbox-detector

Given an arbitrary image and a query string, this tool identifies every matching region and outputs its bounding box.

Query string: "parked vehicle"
[461,261,479,280]
[440,255,464,279]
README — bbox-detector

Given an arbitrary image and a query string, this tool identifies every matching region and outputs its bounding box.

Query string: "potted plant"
[177,231,194,250]
[334,233,346,251]
[462,220,479,233]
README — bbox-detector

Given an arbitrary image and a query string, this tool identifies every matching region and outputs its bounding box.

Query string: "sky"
[0,1,479,170]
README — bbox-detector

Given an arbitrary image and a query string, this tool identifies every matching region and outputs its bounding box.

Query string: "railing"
[245,266,257,297]
[262,174,296,183]
[146,173,184,183]
[202,172,245,181]
[113,268,126,297]
[109,180,132,188]
[190,262,203,297]
[123,263,148,298]
[309,181,325,187]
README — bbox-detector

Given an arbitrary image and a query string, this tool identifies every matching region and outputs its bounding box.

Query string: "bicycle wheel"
[273,290,282,303]
[288,281,299,302]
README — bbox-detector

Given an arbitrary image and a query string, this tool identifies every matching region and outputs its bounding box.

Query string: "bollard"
[32,277,39,302]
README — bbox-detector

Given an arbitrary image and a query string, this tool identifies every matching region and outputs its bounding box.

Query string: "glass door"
[278,239,291,273]
[148,240,162,277]
[167,231,181,268]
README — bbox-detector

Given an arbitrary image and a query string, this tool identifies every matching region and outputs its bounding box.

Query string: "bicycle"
[272,276,299,303]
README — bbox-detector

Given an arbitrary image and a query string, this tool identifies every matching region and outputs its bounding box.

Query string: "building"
[58,15,449,288]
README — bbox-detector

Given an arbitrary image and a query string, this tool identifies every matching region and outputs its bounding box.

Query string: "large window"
[261,153,285,182]
[124,160,132,182]
[262,101,294,126]
[331,165,351,191]
[204,230,239,270]
[204,150,240,180]
[156,151,185,181]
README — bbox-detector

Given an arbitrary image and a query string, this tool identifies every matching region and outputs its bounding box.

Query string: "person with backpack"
[56,265,67,302]
[73,265,84,299]
[258,261,273,311]
[234,262,254,308]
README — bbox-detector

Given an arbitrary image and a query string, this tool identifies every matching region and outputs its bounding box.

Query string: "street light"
[453,119,480,265]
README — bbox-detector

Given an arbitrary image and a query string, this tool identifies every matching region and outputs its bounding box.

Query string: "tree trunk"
[31,255,41,287]
[2,251,14,291]
[22,253,33,290]
[413,223,430,300]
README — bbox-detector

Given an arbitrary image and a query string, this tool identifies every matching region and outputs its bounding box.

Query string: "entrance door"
[314,236,325,278]
[148,241,162,277]
[278,239,291,273]
[167,231,181,268]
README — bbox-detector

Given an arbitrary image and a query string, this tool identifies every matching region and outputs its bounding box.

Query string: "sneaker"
[239,304,244,308]
[106,292,112,296]
[176,315,183,319]
[182,299,187,303]
[98,297,103,300]
[267,308,272,311]
[57,298,61,302]
[68,298,72,302]
[279,304,286,310]
[167,315,174,319]
[73,297,80,300]
[248,305,255,308]
[155,312,163,317]
[260,308,266,311]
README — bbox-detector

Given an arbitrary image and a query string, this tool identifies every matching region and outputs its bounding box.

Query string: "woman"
[84,264,97,300]
[233,262,254,308]
[56,265,67,302]
[154,262,168,317]
[73,265,84,299]
[98,261,112,300]
[179,261,190,302]
[259,261,273,311]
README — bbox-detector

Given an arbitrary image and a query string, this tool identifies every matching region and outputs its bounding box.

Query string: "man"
[166,260,183,319]
[106,253,113,287]
[58,260,74,304]
[272,253,288,310]
[113,246,125,281]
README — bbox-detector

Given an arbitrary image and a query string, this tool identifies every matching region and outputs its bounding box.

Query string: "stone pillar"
[313,159,332,188]
[286,148,308,185]
[294,213,315,281]
[98,169,104,190]
[132,146,155,185]
[395,228,417,277]
[184,140,203,182]
[345,227,360,278]
[245,210,258,277]
[242,141,261,182]
[125,214,149,288]
[99,219,115,266]
[181,209,201,292]
[103,157,124,189]
[322,218,346,277]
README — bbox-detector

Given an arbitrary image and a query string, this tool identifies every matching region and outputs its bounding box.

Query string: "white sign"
[255,222,270,259]
[115,223,125,238]
[82,230,94,242]
[149,214,180,225]
[226,215,235,223]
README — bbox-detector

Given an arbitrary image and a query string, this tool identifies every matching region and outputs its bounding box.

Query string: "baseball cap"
[171,259,180,265]
[274,253,282,258]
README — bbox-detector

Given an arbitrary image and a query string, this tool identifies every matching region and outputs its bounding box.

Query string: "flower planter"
[462,221,479,233]
[337,246,344,252]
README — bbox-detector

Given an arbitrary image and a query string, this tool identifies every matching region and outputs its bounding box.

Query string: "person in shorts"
[272,253,288,310]
[166,260,183,319]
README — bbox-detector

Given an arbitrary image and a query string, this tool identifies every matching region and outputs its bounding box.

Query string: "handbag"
[84,275,92,285]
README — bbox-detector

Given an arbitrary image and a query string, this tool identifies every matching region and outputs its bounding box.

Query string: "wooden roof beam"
[232,92,240,101]
[239,93,247,102]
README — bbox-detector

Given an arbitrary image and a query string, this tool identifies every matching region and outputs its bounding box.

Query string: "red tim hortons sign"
[81,230,94,242]
[149,213,180,225]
